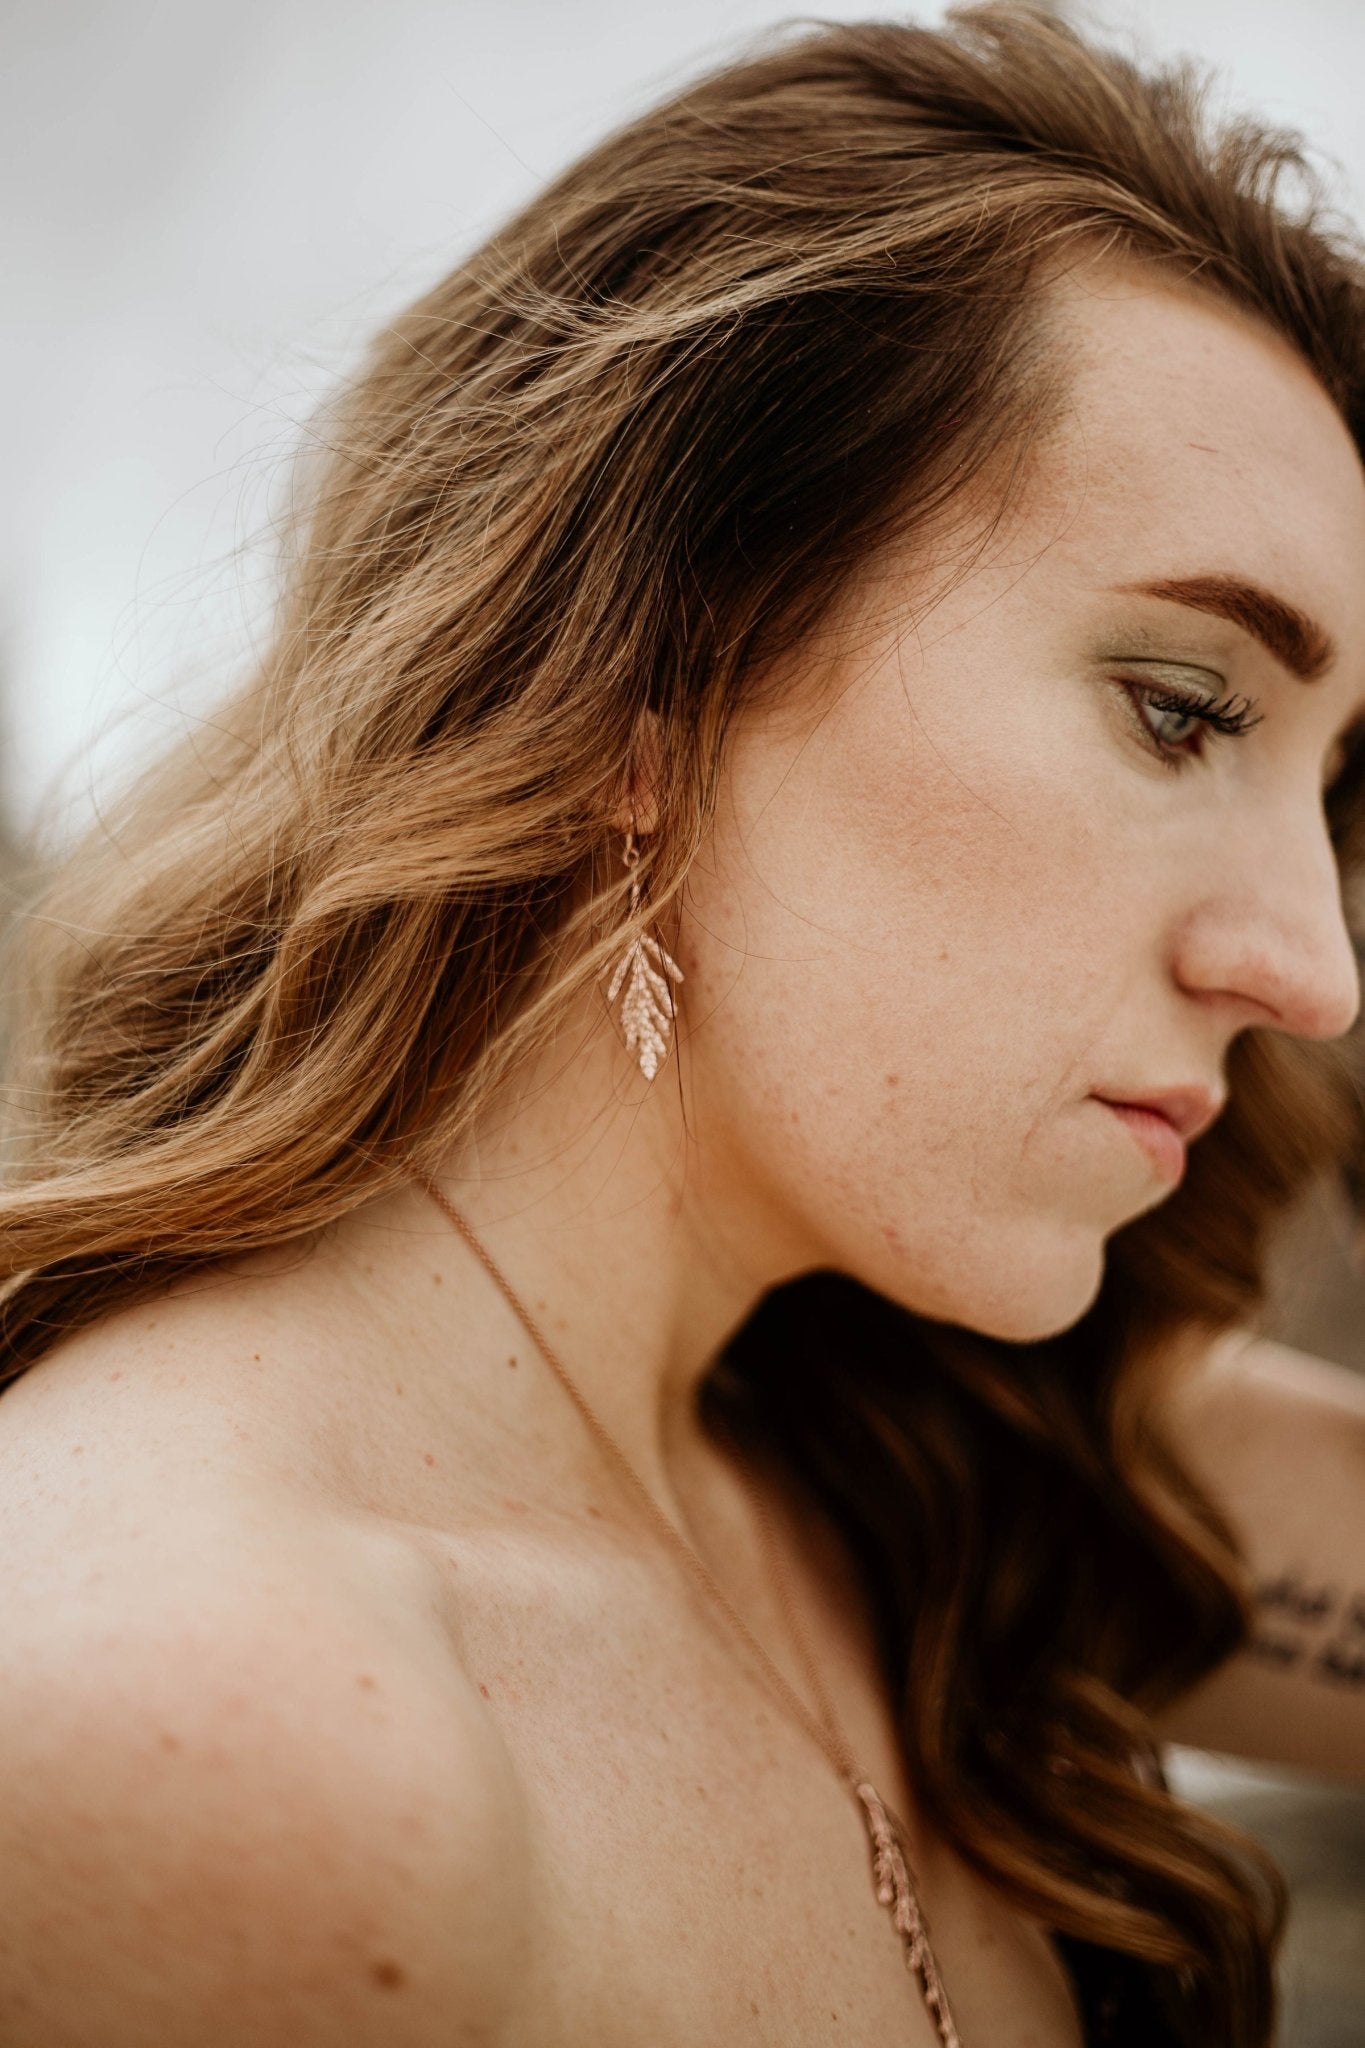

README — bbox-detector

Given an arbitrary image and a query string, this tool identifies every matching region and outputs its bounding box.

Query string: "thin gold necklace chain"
[410,1168,964,2048]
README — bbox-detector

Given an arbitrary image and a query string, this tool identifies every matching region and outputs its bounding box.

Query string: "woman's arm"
[1150,1328,1365,1781]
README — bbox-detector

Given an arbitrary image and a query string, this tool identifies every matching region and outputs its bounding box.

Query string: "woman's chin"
[924,1242,1106,1346]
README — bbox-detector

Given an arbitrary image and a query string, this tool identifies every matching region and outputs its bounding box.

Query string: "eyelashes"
[1117,678,1264,769]
[1113,677,1365,832]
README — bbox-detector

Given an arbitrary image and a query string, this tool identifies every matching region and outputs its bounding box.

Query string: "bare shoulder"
[0,1233,404,1504]
[0,1286,542,2047]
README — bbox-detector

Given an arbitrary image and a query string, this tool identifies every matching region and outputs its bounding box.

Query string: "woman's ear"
[610,709,664,836]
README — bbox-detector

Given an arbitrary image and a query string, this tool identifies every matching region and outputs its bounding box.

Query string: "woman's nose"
[1175,808,1363,1040]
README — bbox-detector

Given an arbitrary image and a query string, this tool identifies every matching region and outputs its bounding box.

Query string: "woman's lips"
[1094,1098,1187,1182]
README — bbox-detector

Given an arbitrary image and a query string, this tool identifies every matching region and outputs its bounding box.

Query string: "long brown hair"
[5,7,1365,2040]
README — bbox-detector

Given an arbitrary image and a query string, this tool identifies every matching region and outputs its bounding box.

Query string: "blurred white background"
[4,0,1365,843]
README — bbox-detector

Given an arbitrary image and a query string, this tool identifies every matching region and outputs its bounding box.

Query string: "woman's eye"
[1137,693,1205,750]
[1117,679,1262,771]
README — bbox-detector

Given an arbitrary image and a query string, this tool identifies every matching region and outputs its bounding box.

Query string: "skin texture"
[348,253,1365,1548]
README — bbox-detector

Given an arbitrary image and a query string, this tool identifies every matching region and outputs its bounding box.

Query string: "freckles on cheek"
[688,707,1119,1151]
[918,777,1115,994]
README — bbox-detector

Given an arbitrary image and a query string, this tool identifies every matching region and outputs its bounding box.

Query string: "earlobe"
[610,709,664,836]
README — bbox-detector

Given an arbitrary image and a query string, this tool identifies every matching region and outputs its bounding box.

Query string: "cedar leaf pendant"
[855,1782,963,2047]
[606,923,683,1079]
[601,868,683,1089]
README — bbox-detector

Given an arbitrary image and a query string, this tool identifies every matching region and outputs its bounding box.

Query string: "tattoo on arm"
[1248,1571,1365,1689]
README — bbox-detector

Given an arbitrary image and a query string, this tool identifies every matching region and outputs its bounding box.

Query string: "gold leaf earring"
[604,811,683,1081]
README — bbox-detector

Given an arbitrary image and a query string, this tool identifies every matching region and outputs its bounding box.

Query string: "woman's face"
[679,260,1365,1342]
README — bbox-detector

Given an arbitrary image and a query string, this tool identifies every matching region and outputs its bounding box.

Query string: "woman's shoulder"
[0,1273,543,2045]
[0,1263,351,1608]
[0,1253,490,1740]
[0,1216,470,1522]
[0,1241,497,1661]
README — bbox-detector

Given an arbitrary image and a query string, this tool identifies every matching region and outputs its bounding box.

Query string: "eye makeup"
[1112,670,1262,771]
[1094,641,1259,771]
[1098,623,1365,797]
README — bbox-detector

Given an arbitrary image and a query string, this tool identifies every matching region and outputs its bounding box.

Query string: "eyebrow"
[1109,574,1337,682]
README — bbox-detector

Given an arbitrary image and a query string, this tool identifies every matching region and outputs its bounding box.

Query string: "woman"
[1,5,1363,2044]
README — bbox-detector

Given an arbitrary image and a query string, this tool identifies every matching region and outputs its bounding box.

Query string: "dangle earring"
[604,806,683,1081]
